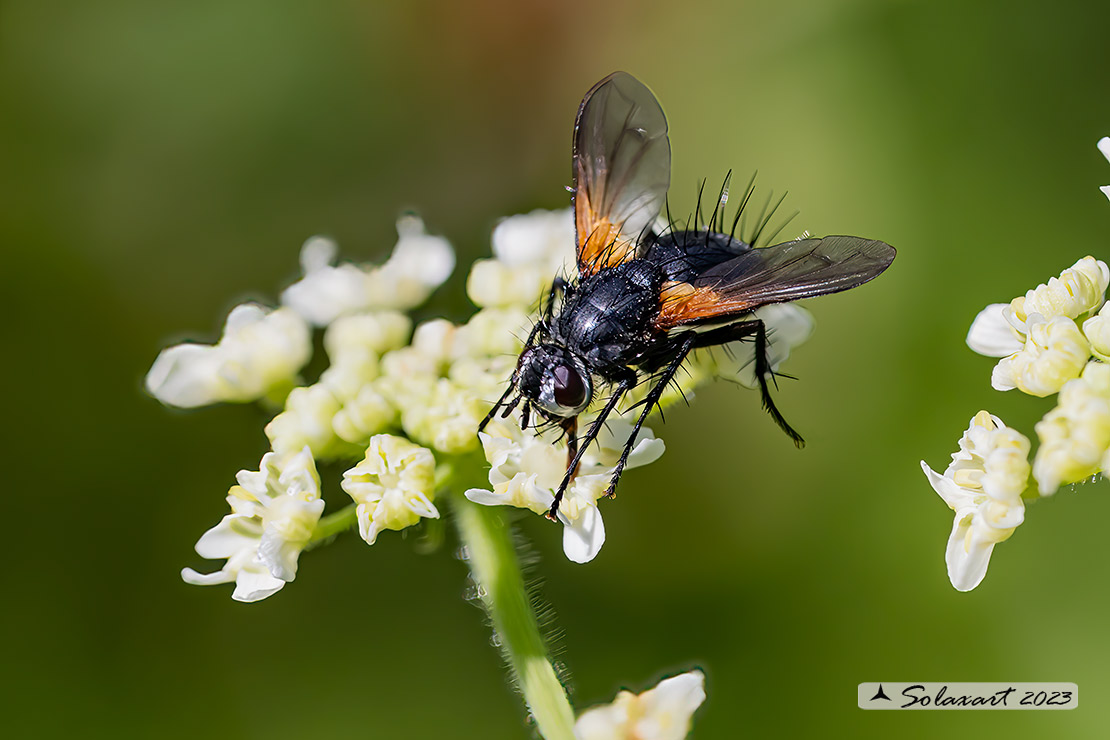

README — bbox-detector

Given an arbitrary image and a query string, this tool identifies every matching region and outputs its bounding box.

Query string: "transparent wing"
[573,72,671,275]
[655,235,895,328]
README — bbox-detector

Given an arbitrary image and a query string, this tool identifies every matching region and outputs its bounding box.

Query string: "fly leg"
[691,319,805,447]
[603,333,697,498]
[547,372,636,521]
[479,277,571,433]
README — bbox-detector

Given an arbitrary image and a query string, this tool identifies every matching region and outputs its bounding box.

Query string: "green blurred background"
[5,0,1110,737]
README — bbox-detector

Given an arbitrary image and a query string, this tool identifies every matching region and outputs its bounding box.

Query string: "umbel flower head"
[156,207,816,599]
[923,136,1110,592]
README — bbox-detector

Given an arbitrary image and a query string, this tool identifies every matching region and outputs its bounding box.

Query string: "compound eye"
[552,363,586,409]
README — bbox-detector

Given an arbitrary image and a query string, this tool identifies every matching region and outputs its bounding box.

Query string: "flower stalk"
[308,503,358,547]
[452,494,576,740]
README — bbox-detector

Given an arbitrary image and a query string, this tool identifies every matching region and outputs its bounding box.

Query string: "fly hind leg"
[691,319,805,448]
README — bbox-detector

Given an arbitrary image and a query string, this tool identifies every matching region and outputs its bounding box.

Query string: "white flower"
[401,378,488,454]
[492,208,576,268]
[467,209,575,309]
[465,417,664,563]
[574,671,706,740]
[331,384,396,445]
[367,214,456,308]
[966,303,1023,357]
[181,447,325,602]
[1098,136,1110,201]
[1082,302,1110,362]
[323,311,413,366]
[341,435,438,544]
[282,217,454,326]
[265,384,360,460]
[921,411,1030,592]
[1033,361,1110,494]
[146,304,310,408]
[990,315,1090,396]
[967,256,1109,359]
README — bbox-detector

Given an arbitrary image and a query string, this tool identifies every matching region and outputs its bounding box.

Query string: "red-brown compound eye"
[552,364,586,409]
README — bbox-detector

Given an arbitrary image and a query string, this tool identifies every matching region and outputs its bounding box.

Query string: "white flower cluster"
[967,255,1107,396]
[923,138,1110,591]
[153,207,817,597]
[156,216,456,601]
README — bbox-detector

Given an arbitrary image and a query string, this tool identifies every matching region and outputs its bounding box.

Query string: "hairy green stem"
[452,495,576,740]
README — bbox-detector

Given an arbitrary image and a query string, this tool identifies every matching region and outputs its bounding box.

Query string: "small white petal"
[463,487,506,507]
[145,344,226,408]
[231,568,287,603]
[1099,136,1110,165]
[193,516,259,559]
[624,436,666,470]
[563,505,606,563]
[967,303,1023,357]
[920,461,977,511]
[990,355,1019,391]
[944,511,994,592]
[181,566,234,587]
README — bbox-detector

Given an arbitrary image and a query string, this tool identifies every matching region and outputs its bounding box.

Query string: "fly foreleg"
[547,372,635,521]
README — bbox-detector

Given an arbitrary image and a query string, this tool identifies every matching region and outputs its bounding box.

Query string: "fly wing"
[573,72,671,275]
[654,235,895,329]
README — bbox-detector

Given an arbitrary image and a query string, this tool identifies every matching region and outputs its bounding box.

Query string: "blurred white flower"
[1033,361,1110,494]
[467,208,574,309]
[341,435,438,545]
[368,214,457,307]
[921,411,1030,592]
[265,384,359,460]
[182,447,324,602]
[465,417,664,563]
[401,378,488,455]
[282,216,454,326]
[574,670,706,740]
[146,303,310,408]
[990,315,1090,396]
[324,311,413,366]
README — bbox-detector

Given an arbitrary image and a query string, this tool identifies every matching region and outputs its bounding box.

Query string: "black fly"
[479,72,896,520]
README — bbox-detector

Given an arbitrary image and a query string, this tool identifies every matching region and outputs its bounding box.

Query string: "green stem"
[452,495,577,740]
[308,503,358,546]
